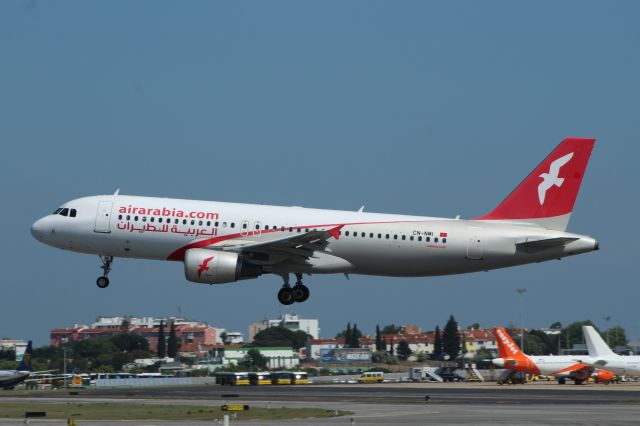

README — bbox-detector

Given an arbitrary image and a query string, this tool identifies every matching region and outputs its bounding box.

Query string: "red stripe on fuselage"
[166,220,429,261]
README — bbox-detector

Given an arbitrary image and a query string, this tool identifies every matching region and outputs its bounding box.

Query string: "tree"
[467,323,480,330]
[252,326,309,350]
[351,324,362,348]
[605,326,628,349]
[167,321,179,358]
[396,340,412,361]
[111,333,150,352]
[157,320,166,358]
[521,332,548,355]
[561,321,597,350]
[432,326,443,360]
[382,324,402,334]
[239,349,268,370]
[375,325,384,352]
[528,329,559,355]
[442,315,461,360]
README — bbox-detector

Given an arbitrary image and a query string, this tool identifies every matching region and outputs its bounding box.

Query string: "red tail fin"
[493,327,525,359]
[476,137,595,231]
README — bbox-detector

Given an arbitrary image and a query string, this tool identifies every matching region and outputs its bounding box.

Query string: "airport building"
[50,316,220,353]
[248,313,320,341]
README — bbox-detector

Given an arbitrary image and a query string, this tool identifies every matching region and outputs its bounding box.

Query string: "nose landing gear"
[96,256,113,289]
[277,273,310,305]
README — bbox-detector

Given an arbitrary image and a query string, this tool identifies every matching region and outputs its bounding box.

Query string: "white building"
[249,313,320,341]
[223,331,244,344]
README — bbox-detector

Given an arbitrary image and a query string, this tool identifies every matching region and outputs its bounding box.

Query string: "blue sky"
[1,1,638,346]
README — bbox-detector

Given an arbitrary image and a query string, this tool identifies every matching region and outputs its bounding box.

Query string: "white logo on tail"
[538,152,574,205]
[496,329,519,355]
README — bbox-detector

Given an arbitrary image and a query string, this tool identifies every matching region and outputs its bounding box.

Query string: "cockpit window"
[52,208,63,215]
[60,208,69,217]
[70,209,77,217]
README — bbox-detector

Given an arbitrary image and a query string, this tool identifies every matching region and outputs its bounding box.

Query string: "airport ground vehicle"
[358,371,384,383]
[215,372,250,386]
[271,371,294,385]
[292,371,310,384]
[31,138,599,305]
[248,372,272,385]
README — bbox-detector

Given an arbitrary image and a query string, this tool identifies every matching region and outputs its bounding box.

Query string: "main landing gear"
[96,255,113,289]
[277,273,310,305]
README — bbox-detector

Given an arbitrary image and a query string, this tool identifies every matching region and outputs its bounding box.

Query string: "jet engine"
[184,248,262,284]
[592,369,615,384]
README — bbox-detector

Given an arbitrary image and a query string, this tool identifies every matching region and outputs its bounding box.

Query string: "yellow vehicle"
[248,372,272,385]
[215,372,250,386]
[358,371,384,383]
[271,371,294,385]
[292,371,309,385]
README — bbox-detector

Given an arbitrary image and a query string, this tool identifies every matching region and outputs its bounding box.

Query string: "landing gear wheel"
[96,276,110,288]
[277,287,295,305]
[292,284,310,303]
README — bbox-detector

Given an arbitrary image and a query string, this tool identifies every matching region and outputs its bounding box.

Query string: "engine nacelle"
[184,249,261,284]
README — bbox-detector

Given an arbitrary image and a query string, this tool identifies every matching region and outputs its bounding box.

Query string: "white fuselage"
[584,357,640,376]
[31,195,598,279]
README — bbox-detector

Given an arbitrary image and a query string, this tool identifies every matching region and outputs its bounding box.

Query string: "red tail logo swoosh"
[197,256,214,277]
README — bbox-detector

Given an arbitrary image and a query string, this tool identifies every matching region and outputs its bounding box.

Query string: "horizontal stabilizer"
[516,237,579,250]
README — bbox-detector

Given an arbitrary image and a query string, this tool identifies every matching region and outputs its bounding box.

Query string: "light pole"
[515,288,527,351]
[602,316,611,347]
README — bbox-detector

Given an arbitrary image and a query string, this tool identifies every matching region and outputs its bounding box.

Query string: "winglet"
[327,224,345,240]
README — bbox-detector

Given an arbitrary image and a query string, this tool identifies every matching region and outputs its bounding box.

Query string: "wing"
[209,224,345,266]
[553,362,593,379]
[549,152,574,176]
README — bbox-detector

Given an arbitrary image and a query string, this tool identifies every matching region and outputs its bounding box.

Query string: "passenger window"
[134,216,139,221]
[70,209,77,217]
[361,232,365,237]
[378,233,382,239]
[297,228,301,233]
[435,237,439,243]
[353,232,357,237]
[142,216,147,222]
[386,234,389,239]
[393,235,398,240]
[183,219,187,225]
[199,220,203,226]
[443,238,447,243]
[60,208,69,217]
[207,221,211,226]
[215,221,219,227]
[231,223,235,228]
[175,219,179,224]
[222,222,227,228]
[345,231,350,236]
[370,233,373,238]
[305,228,309,233]
[243,223,247,229]
[126,215,130,220]
[118,214,123,220]
[150,217,155,222]
[264,225,269,230]
[190,220,195,225]
[281,226,285,231]
[274,226,278,230]
[418,236,422,241]
[426,236,430,242]
[410,236,414,241]
[256,224,260,230]
[289,227,293,232]
[402,235,406,240]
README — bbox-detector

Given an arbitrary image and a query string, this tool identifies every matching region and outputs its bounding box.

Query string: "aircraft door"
[466,227,483,260]
[94,201,113,233]
[253,221,262,235]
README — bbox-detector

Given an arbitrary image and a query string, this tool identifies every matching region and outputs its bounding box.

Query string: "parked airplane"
[31,137,598,305]
[0,341,33,390]
[582,326,640,375]
[491,327,614,384]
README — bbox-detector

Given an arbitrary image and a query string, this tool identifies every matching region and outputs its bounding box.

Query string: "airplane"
[491,327,614,385]
[0,341,33,390]
[582,325,640,375]
[31,137,599,305]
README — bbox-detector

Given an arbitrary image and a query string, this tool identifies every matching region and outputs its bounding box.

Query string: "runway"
[3,382,640,425]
